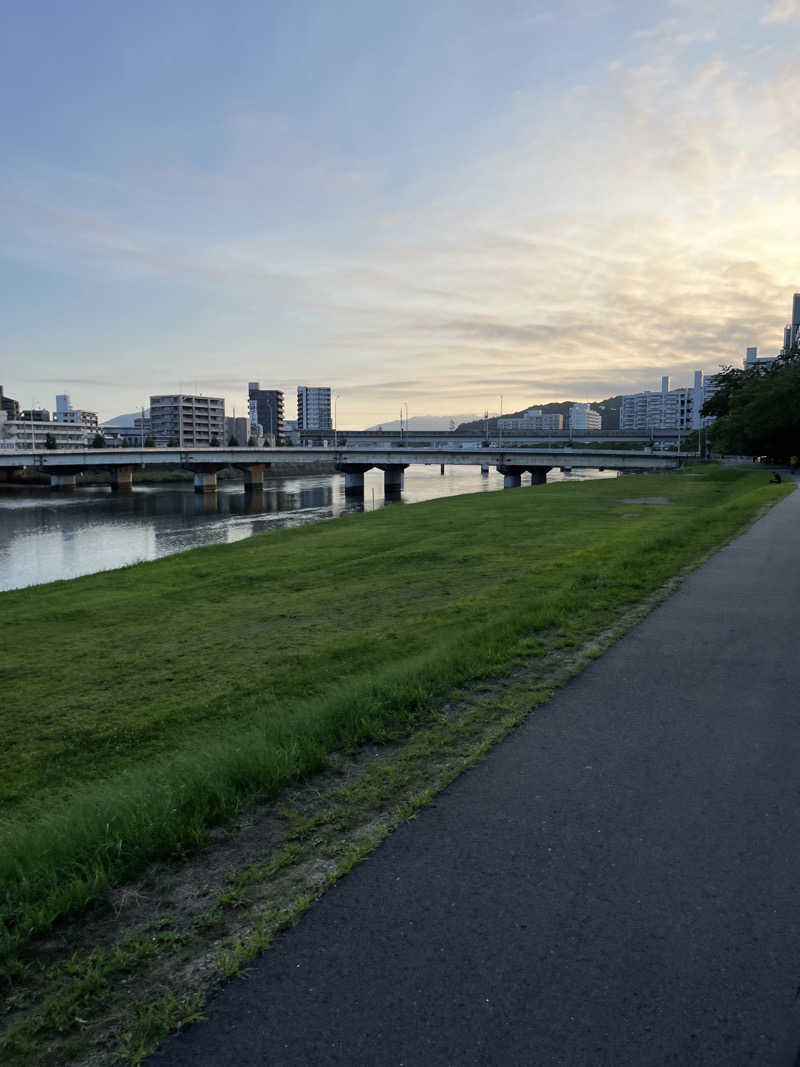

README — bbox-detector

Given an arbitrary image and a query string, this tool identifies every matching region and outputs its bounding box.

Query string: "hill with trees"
[456,396,623,434]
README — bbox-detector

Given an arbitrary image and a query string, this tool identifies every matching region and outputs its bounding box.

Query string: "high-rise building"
[56,394,71,414]
[149,394,225,446]
[0,386,20,420]
[297,386,332,431]
[248,383,284,443]
[781,292,800,355]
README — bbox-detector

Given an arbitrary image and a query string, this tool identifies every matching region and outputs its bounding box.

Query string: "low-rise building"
[619,372,716,432]
[498,408,563,432]
[743,346,778,371]
[53,408,99,433]
[568,404,602,431]
[224,416,251,446]
[0,411,87,449]
[149,394,225,446]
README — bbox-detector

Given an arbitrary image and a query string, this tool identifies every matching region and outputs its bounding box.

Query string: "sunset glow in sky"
[2,1,799,425]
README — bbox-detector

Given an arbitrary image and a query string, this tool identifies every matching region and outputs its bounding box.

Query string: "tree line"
[701,341,800,460]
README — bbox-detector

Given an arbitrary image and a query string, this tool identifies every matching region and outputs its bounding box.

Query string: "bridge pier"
[236,464,269,490]
[109,466,135,492]
[497,464,524,489]
[380,464,408,497]
[528,466,551,486]
[337,463,373,496]
[193,470,218,494]
[50,473,77,491]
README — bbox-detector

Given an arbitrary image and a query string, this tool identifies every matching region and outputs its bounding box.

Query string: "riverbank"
[0,468,790,1064]
[0,459,337,488]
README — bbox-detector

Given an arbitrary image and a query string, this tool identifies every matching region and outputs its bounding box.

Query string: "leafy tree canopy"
[702,344,800,459]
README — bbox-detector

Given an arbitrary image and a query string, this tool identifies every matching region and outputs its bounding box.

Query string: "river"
[0,465,617,591]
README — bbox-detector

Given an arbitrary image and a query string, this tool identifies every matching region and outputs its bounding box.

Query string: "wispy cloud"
[762,0,800,22]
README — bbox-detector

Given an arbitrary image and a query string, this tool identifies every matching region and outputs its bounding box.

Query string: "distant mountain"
[365,414,480,432]
[102,410,149,427]
[456,397,623,434]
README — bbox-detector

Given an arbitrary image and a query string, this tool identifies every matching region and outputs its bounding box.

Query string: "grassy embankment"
[0,467,790,973]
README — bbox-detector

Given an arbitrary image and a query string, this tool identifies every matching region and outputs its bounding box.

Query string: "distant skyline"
[2,1,799,425]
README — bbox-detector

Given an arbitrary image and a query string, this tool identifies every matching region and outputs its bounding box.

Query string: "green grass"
[0,467,790,965]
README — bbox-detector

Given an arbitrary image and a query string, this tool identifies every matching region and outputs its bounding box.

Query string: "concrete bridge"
[300,427,686,447]
[0,446,681,494]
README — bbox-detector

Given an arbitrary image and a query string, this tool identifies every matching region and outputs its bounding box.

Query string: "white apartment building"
[568,404,602,431]
[619,372,717,432]
[0,411,87,449]
[297,386,332,431]
[743,346,778,371]
[149,395,225,446]
[498,408,564,432]
[53,408,99,433]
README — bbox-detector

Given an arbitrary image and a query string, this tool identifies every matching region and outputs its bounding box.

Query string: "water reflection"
[0,466,616,591]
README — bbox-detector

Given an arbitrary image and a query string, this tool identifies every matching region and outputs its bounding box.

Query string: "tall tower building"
[782,292,800,354]
[248,382,284,442]
[297,386,332,431]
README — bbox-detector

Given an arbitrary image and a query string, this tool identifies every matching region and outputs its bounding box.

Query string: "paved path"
[153,484,800,1066]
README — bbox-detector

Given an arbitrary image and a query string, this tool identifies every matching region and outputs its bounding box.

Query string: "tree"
[91,433,105,449]
[121,438,131,448]
[702,344,800,460]
[144,436,155,448]
[210,436,220,447]
[167,438,179,447]
[45,433,57,450]
[228,434,240,447]
[248,436,256,447]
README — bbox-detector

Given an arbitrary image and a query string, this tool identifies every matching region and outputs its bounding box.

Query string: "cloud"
[762,0,800,21]
[4,4,800,426]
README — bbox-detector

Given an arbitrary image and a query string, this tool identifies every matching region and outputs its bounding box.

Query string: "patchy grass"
[0,467,790,985]
[0,465,792,1067]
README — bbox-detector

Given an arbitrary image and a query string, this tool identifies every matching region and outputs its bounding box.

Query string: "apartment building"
[0,411,87,449]
[297,386,332,431]
[0,386,20,420]
[248,383,285,443]
[568,404,602,431]
[498,408,563,432]
[149,394,225,446]
[619,372,717,432]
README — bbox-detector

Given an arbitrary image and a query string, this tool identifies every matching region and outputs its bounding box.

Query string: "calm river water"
[0,465,617,591]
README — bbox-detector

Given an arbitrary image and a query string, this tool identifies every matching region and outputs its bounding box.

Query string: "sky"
[1,0,798,427]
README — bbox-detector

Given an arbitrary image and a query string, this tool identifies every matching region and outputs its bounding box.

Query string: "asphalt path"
[153,481,800,1066]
